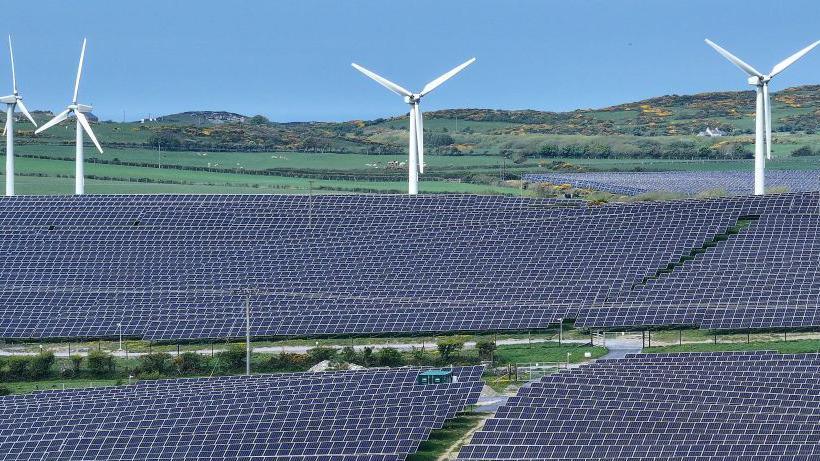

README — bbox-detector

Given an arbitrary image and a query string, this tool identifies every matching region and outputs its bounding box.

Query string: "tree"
[340,346,357,364]
[360,347,375,367]
[307,347,337,364]
[147,131,183,150]
[377,348,404,367]
[29,351,55,379]
[476,340,497,362]
[139,353,172,375]
[437,338,465,363]
[87,350,115,376]
[71,355,84,373]
[247,115,270,125]
[6,356,29,380]
[174,352,204,374]
[217,344,246,372]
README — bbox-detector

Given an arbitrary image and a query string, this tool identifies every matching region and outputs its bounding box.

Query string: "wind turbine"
[705,38,819,195]
[35,38,103,195]
[2,36,38,196]
[352,58,475,195]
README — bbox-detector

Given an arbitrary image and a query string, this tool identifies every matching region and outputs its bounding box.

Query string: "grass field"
[407,413,490,461]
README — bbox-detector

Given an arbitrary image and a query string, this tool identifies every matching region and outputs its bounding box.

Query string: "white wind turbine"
[705,38,819,195]
[2,36,38,196]
[35,38,103,195]
[352,58,475,195]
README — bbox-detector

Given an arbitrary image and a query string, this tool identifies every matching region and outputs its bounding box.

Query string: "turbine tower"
[352,58,475,195]
[705,39,819,195]
[1,36,38,196]
[35,38,103,195]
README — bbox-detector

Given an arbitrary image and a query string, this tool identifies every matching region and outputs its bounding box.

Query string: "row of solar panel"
[458,352,820,460]
[0,366,483,460]
[0,192,816,339]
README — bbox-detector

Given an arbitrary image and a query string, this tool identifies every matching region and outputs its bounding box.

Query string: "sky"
[6,0,820,122]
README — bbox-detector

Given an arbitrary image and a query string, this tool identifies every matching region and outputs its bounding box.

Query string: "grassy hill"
[0,85,818,196]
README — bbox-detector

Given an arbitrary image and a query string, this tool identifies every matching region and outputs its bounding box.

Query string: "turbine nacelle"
[69,103,94,113]
[403,94,421,104]
[0,95,16,104]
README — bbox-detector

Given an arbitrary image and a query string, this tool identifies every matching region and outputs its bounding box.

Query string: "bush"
[6,356,30,380]
[476,340,497,362]
[265,352,308,372]
[217,344,247,372]
[71,355,83,373]
[360,347,375,367]
[173,352,204,374]
[409,347,433,366]
[340,346,357,364]
[307,347,337,365]
[138,353,172,375]
[377,348,405,367]
[792,145,816,157]
[437,338,465,363]
[28,351,55,379]
[87,350,115,376]
[0,385,11,396]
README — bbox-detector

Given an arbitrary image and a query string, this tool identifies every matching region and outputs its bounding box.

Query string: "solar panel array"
[458,352,820,460]
[524,170,820,196]
[0,192,816,339]
[0,366,483,460]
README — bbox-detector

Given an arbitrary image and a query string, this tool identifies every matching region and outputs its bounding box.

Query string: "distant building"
[697,127,726,137]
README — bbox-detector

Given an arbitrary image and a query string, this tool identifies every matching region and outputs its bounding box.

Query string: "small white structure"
[697,127,726,137]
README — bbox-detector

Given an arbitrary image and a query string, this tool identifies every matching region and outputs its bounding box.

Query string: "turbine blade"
[76,111,103,153]
[351,63,413,98]
[769,40,820,78]
[73,38,87,104]
[704,39,763,77]
[420,57,476,96]
[415,105,424,173]
[763,83,772,160]
[15,99,37,127]
[8,35,16,94]
[34,109,71,134]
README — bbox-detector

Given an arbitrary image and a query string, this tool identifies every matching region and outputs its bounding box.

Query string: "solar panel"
[0,192,816,339]
[0,366,483,460]
[458,352,820,460]
[524,170,820,196]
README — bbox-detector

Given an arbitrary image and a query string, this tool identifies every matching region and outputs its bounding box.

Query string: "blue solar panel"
[524,170,820,196]
[458,352,820,460]
[0,192,816,339]
[0,366,483,460]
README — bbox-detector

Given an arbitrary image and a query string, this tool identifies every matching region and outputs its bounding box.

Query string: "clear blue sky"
[7,0,820,122]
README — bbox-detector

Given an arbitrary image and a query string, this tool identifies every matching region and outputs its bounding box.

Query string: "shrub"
[216,344,247,372]
[6,356,30,380]
[70,355,83,373]
[476,340,497,362]
[437,338,465,363]
[0,385,10,396]
[307,347,337,365]
[87,350,115,376]
[792,145,816,157]
[173,352,204,374]
[377,348,405,367]
[340,346,357,364]
[409,347,433,366]
[266,352,308,372]
[138,353,172,375]
[28,351,55,379]
[360,347,375,367]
